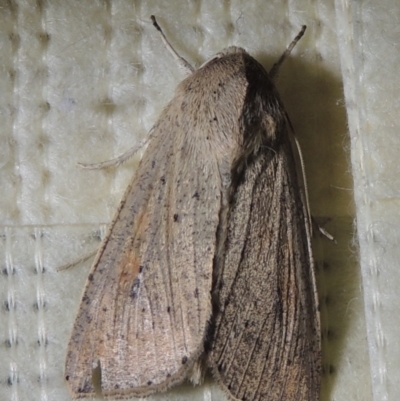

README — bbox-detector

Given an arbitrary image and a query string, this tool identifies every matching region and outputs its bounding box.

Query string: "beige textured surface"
[335,1,400,401]
[0,0,383,400]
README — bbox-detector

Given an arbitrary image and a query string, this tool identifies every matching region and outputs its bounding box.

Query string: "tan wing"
[65,109,223,398]
[209,135,321,401]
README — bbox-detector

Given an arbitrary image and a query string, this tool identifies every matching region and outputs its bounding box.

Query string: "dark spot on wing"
[130,277,140,299]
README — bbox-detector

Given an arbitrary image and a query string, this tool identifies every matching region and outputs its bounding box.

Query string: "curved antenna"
[269,25,306,79]
[151,15,195,75]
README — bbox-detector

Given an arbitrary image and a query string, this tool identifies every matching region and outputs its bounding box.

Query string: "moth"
[65,15,321,401]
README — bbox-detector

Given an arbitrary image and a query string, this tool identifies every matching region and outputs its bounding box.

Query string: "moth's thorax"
[170,49,286,163]
[168,52,252,164]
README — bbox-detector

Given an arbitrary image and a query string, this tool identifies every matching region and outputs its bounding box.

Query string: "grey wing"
[209,137,321,401]
[65,123,222,398]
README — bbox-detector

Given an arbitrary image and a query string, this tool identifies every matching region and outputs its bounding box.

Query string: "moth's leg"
[289,111,335,242]
[57,250,97,271]
[78,137,149,169]
[312,217,336,242]
[151,15,195,76]
[58,226,108,271]
[269,25,306,79]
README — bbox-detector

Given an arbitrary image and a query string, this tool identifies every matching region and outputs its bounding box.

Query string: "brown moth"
[65,15,320,401]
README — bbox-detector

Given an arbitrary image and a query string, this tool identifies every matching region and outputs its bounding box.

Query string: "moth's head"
[199,46,248,69]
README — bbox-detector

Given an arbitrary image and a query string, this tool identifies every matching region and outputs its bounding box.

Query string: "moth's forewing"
[209,56,321,401]
[65,49,253,399]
